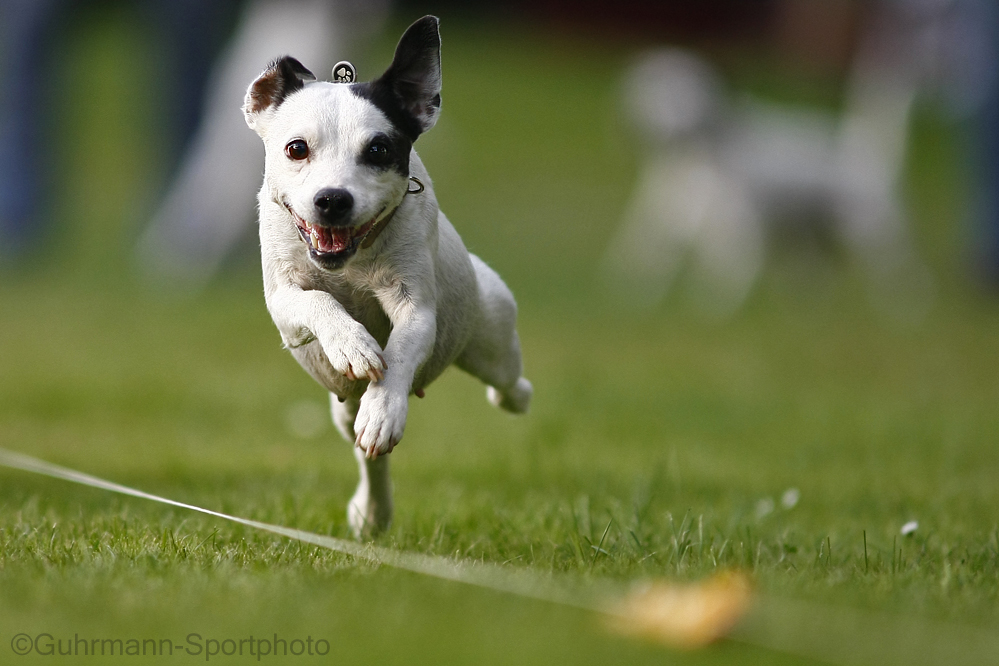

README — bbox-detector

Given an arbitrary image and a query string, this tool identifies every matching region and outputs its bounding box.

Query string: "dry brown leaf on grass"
[604,572,752,649]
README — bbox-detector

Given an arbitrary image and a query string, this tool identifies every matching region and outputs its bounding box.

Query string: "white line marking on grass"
[0,448,598,611]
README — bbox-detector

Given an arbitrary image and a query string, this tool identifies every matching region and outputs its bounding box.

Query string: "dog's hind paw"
[487,377,532,414]
[348,487,392,538]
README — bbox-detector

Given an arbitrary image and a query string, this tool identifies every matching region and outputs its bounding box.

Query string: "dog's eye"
[366,139,391,165]
[285,139,309,160]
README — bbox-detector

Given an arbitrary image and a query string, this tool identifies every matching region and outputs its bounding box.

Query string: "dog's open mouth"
[285,203,377,266]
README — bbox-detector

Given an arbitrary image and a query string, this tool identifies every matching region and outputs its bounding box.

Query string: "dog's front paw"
[320,323,387,383]
[354,387,408,458]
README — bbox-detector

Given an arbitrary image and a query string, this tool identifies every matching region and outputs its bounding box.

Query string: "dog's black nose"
[313,188,354,223]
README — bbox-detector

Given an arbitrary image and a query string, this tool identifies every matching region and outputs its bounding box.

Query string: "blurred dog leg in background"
[601,50,762,318]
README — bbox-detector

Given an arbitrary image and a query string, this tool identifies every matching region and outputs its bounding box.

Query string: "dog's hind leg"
[456,255,533,414]
[331,394,392,538]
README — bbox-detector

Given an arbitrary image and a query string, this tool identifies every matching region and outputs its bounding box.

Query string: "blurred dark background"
[0,0,994,304]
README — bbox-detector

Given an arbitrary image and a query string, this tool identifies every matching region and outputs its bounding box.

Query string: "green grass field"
[2,12,999,665]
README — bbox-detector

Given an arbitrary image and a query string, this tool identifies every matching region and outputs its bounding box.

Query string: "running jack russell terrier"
[243,16,532,537]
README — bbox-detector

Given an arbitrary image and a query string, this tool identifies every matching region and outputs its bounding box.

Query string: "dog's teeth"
[310,229,320,250]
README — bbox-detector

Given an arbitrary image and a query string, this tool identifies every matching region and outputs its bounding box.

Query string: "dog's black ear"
[243,56,316,131]
[366,16,442,139]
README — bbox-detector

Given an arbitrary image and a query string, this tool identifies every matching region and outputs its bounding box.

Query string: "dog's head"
[243,16,442,271]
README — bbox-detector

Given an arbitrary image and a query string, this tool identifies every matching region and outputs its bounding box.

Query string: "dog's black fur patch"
[350,81,425,145]
[358,132,412,175]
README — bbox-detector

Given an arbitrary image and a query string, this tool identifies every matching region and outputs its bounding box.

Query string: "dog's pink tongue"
[330,228,350,253]
[315,227,350,254]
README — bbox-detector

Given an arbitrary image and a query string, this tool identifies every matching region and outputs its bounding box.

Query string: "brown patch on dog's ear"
[243,56,316,131]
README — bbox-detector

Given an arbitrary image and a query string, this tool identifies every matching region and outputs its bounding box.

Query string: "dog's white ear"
[375,16,442,136]
[243,56,316,132]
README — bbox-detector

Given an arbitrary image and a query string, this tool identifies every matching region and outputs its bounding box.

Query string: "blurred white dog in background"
[603,0,965,319]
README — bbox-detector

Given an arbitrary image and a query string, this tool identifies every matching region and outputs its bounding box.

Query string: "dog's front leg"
[353,282,437,458]
[267,284,387,382]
